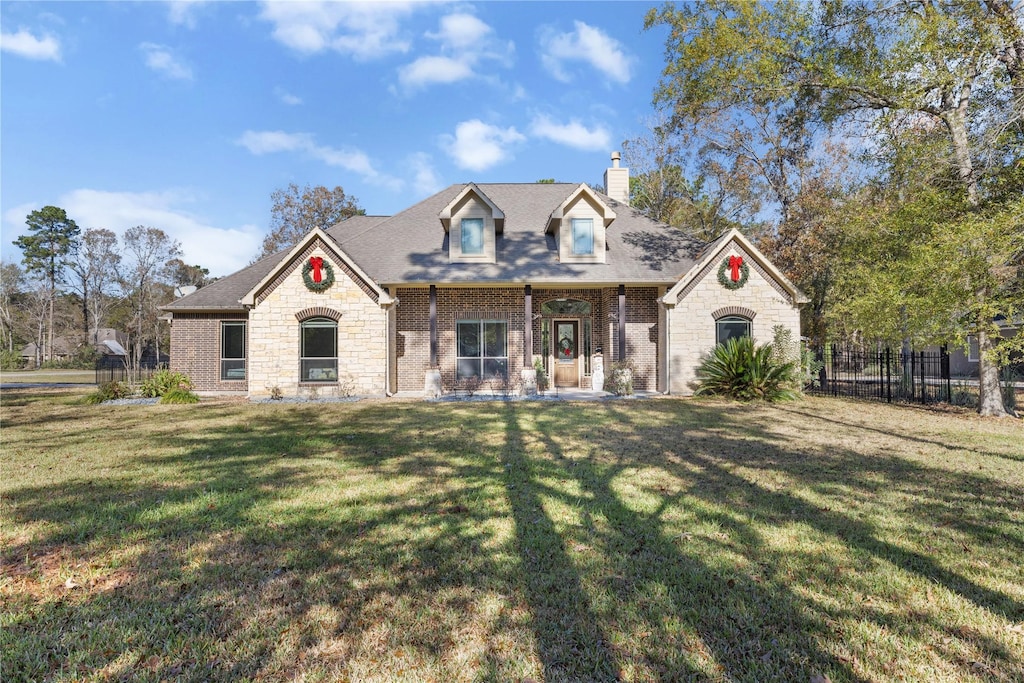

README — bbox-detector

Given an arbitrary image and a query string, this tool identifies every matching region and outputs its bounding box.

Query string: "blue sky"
[2,1,669,276]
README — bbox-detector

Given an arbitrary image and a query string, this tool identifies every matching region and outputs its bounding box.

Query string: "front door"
[554,320,579,387]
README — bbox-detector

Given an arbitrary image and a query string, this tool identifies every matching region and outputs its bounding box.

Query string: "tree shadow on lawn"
[589,400,1024,679]
[3,399,1022,682]
[3,405,551,682]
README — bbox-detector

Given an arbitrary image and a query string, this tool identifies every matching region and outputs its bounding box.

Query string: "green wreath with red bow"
[303,256,335,292]
[717,255,749,290]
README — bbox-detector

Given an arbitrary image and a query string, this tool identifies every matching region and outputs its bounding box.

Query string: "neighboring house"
[163,154,807,397]
[948,317,1022,377]
[20,328,128,365]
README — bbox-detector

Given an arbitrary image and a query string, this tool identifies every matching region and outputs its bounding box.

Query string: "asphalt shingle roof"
[165,185,704,311]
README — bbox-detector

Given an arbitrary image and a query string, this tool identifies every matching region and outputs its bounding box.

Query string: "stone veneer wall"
[248,245,387,397]
[668,245,800,394]
[169,311,249,392]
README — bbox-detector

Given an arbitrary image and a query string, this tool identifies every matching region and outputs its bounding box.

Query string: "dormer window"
[461,218,484,255]
[572,218,594,256]
[546,184,615,264]
[439,184,504,264]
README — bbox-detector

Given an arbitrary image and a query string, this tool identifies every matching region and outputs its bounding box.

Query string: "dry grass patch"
[1,388,1022,682]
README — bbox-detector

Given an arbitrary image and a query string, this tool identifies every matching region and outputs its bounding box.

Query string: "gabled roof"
[239,227,390,307]
[439,183,505,233]
[662,228,809,306]
[545,183,616,234]
[165,184,708,311]
[328,183,703,285]
[162,215,388,312]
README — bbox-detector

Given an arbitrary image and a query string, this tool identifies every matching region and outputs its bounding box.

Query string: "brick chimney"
[603,151,629,206]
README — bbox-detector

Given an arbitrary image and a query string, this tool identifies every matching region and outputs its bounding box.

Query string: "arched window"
[716,316,751,346]
[300,317,337,382]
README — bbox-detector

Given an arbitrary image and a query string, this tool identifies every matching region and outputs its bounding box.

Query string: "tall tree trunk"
[940,108,979,205]
[976,325,1012,417]
[81,283,90,344]
[47,295,54,363]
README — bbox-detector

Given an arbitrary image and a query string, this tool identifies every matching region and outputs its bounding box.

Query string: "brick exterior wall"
[394,285,661,393]
[248,245,388,397]
[169,312,249,392]
[668,245,801,394]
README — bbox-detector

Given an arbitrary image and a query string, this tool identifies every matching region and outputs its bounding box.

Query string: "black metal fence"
[95,356,161,385]
[806,345,953,404]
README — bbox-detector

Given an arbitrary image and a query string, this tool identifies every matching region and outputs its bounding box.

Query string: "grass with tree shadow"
[1,388,1022,682]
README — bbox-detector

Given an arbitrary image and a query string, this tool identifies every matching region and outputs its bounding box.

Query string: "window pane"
[572,218,594,255]
[461,218,484,254]
[303,325,336,358]
[458,322,480,357]
[483,358,508,379]
[301,359,338,381]
[583,318,592,375]
[457,358,481,379]
[221,359,245,380]
[484,322,506,357]
[541,299,592,316]
[222,323,245,359]
[717,317,751,345]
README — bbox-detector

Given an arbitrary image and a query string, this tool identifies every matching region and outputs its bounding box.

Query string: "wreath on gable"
[717,255,749,290]
[302,256,336,292]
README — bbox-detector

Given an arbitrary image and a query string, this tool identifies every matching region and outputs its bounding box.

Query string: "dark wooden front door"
[554,320,579,387]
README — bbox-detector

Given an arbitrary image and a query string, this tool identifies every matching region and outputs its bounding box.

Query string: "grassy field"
[0,369,97,384]
[1,388,1022,682]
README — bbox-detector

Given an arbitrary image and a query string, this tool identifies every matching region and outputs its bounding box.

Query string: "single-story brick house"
[163,154,807,397]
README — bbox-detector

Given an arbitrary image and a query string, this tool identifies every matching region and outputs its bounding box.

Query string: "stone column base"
[424,369,442,398]
[521,367,538,396]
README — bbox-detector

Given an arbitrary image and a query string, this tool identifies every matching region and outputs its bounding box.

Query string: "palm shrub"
[694,336,800,402]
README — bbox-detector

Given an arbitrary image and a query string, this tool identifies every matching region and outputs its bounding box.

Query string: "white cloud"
[236,130,403,190]
[529,115,611,151]
[407,153,443,196]
[167,0,207,29]
[396,11,512,92]
[441,120,525,172]
[274,87,303,106]
[258,1,418,61]
[398,56,474,89]
[139,43,193,81]
[426,12,492,49]
[0,29,61,62]
[539,21,633,84]
[3,190,263,276]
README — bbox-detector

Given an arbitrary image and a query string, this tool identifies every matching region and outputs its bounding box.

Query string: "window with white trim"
[300,318,338,382]
[461,218,484,255]
[456,320,508,379]
[716,316,751,345]
[571,218,594,255]
[967,335,980,362]
[221,322,246,380]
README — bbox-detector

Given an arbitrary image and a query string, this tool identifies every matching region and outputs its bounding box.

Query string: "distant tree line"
[3,206,210,371]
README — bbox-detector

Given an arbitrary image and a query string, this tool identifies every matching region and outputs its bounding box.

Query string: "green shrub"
[0,349,24,370]
[607,359,636,396]
[533,357,549,392]
[160,388,200,404]
[695,336,799,402]
[83,381,134,404]
[139,369,194,398]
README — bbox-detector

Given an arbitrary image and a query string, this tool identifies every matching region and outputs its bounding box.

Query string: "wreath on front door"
[559,336,573,357]
[717,255,749,290]
[303,256,336,292]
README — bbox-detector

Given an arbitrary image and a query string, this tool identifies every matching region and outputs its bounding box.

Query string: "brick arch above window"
[712,306,756,321]
[295,307,342,322]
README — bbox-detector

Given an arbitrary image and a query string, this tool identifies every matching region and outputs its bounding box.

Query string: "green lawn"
[1,369,97,384]
[2,389,1022,682]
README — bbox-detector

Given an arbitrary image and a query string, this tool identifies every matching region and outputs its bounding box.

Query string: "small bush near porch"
[2,390,1022,682]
